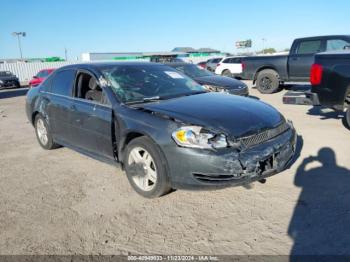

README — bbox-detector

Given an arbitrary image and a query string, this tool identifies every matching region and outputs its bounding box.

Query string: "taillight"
[310,63,323,85]
[241,63,246,71]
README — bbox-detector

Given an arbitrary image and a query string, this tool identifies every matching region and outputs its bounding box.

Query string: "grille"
[193,173,240,183]
[239,122,290,149]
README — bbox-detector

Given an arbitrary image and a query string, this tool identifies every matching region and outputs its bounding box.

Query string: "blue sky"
[1,0,349,59]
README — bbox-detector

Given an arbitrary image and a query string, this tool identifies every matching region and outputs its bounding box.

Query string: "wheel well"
[32,111,39,125]
[119,132,145,164]
[345,86,350,108]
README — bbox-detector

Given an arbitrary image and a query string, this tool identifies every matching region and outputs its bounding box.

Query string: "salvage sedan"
[26,62,297,198]
[166,62,249,96]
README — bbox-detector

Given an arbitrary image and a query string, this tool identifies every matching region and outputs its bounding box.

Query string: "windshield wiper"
[125,96,163,105]
[167,90,208,99]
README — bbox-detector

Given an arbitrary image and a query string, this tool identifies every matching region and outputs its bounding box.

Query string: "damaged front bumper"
[163,126,297,190]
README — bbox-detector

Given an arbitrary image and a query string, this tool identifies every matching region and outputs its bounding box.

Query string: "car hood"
[194,75,245,89]
[138,93,284,138]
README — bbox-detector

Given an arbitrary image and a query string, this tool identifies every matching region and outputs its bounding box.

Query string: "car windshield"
[173,64,213,78]
[102,65,206,104]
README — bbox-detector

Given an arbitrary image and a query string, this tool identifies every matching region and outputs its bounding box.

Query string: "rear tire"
[256,69,280,94]
[34,114,59,150]
[222,70,232,77]
[124,137,172,198]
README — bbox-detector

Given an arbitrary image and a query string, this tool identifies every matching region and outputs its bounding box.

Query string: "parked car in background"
[197,61,207,69]
[283,50,350,128]
[242,35,350,94]
[0,71,20,90]
[166,62,249,96]
[26,62,296,198]
[29,69,55,88]
[215,56,244,77]
[206,57,223,72]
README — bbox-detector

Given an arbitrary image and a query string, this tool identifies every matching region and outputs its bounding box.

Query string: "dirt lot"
[0,83,349,255]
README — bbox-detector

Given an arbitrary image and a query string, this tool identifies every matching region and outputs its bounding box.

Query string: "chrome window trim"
[40,91,112,109]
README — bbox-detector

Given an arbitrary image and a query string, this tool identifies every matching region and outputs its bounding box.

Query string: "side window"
[51,69,76,96]
[231,58,241,63]
[326,39,350,51]
[297,40,322,54]
[75,72,110,106]
[223,58,231,63]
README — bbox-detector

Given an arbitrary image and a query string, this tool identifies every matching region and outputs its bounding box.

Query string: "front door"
[288,39,323,81]
[69,71,114,160]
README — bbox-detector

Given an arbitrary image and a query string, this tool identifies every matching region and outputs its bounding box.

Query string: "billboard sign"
[235,40,252,49]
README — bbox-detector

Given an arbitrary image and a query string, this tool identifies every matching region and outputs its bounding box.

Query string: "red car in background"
[197,61,207,69]
[29,69,55,87]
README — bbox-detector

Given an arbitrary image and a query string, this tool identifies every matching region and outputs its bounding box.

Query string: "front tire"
[34,114,59,150]
[345,91,350,128]
[256,69,280,94]
[124,137,172,198]
[346,108,350,129]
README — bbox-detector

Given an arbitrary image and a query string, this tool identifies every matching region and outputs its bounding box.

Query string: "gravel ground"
[0,83,349,255]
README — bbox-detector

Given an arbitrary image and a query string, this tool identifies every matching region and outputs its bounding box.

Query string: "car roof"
[163,62,193,67]
[294,35,350,41]
[223,56,245,59]
[39,68,55,72]
[58,61,164,71]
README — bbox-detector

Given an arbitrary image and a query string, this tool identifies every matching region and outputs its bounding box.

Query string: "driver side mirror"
[33,76,38,79]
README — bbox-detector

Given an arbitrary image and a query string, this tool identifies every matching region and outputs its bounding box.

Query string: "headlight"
[172,126,228,149]
[0,80,3,84]
[202,84,228,93]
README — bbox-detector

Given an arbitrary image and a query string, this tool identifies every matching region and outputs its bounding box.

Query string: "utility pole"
[64,48,68,61]
[12,32,26,60]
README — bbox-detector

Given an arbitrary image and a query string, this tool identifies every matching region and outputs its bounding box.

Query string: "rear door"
[47,69,76,144]
[288,39,324,81]
[69,71,114,159]
[227,57,243,74]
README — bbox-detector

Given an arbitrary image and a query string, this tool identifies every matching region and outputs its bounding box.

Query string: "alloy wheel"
[36,118,48,145]
[128,147,157,191]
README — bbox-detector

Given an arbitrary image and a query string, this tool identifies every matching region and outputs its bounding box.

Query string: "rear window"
[211,58,222,63]
[50,69,76,96]
[37,70,50,78]
[326,39,350,51]
[223,58,241,63]
[297,40,322,54]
